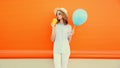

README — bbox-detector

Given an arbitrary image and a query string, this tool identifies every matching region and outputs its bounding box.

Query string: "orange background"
[0,0,120,58]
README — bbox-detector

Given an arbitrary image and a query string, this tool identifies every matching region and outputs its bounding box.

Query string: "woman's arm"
[68,26,75,42]
[51,24,56,42]
[68,29,74,42]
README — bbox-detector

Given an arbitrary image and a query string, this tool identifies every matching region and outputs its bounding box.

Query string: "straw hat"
[54,8,68,17]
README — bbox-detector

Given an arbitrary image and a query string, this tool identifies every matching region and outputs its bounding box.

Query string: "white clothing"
[54,23,72,54]
[54,53,70,68]
[53,23,72,68]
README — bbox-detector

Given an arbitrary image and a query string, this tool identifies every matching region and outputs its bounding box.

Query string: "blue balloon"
[72,9,88,26]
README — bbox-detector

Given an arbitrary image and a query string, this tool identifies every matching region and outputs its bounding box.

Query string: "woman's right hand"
[51,23,55,28]
[51,18,57,28]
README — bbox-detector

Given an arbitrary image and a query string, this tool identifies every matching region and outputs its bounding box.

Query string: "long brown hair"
[56,10,68,25]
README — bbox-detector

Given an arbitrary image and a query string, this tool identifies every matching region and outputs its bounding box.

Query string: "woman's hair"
[56,10,68,25]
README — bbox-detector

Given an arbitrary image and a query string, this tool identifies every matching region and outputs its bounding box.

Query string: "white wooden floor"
[0,59,120,68]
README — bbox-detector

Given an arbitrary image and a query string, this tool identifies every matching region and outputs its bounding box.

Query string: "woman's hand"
[51,23,54,28]
[51,18,57,29]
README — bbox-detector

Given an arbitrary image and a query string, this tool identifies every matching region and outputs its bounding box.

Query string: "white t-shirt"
[54,23,72,54]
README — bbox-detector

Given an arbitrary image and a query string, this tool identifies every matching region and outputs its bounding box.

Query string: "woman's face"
[56,11,63,20]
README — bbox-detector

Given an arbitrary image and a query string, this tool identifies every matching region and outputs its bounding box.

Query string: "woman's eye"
[57,12,62,16]
[59,13,61,15]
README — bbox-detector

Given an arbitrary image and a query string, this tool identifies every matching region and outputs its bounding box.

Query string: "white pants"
[53,53,70,68]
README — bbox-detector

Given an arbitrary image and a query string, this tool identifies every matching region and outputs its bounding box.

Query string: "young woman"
[51,8,74,68]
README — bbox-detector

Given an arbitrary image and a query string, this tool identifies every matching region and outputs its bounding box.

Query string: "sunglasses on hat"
[56,11,63,16]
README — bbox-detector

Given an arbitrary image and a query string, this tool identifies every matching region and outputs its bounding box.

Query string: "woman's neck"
[59,19,63,24]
